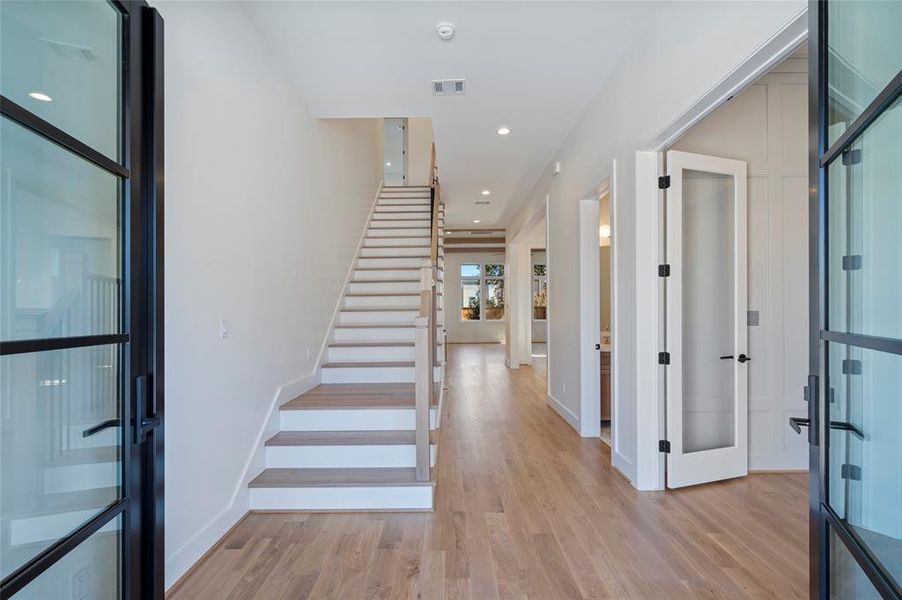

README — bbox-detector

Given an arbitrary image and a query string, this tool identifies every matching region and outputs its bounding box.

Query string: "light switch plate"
[747,310,760,326]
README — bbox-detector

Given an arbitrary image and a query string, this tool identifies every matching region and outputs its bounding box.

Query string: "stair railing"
[414,143,441,481]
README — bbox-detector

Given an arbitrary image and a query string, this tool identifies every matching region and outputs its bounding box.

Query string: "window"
[533,263,547,320]
[485,264,505,320]
[460,264,480,320]
[459,262,505,321]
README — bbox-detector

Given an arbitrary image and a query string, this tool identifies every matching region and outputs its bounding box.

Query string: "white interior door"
[666,150,748,488]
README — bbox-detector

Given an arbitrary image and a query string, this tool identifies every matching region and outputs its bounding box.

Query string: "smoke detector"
[436,22,455,41]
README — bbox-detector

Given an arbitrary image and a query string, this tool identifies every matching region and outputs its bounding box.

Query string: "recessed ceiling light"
[496,127,511,136]
[481,190,490,196]
[385,162,392,167]
[473,219,481,224]
[29,92,52,102]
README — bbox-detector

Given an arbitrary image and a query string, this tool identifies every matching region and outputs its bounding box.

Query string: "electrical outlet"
[219,318,229,339]
[72,565,89,600]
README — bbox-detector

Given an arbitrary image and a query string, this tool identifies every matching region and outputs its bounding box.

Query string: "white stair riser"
[321,365,443,384]
[369,228,431,237]
[344,295,419,309]
[370,220,431,229]
[334,327,415,342]
[364,236,431,246]
[322,365,414,384]
[361,247,430,258]
[249,486,433,511]
[328,345,415,362]
[349,281,420,294]
[376,205,438,213]
[352,269,422,281]
[280,407,438,431]
[379,198,430,206]
[358,257,433,269]
[339,310,416,324]
[265,444,436,469]
[338,309,444,325]
[44,462,118,494]
[372,212,432,221]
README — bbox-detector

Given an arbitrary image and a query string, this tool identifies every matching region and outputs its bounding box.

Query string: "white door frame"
[578,197,601,438]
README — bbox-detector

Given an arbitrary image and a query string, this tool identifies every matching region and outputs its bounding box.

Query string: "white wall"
[444,250,507,344]
[506,1,805,484]
[156,1,383,588]
[670,55,809,469]
[407,117,434,186]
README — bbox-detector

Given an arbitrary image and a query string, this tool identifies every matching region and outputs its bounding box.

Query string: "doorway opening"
[383,117,408,185]
[530,248,547,359]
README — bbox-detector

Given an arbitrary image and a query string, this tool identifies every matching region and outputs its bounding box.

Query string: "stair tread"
[249,467,434,488]
[350,279,420,283]
[282,383,441,409]
[266,430,437,446]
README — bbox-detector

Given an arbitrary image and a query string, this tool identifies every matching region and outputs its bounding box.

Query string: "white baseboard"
[546,393,579,432]
[164,370,321,591]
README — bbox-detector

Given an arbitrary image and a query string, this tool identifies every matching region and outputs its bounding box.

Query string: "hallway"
[170,344,808,599]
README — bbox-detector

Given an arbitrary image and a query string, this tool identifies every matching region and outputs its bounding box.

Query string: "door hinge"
[841,148,862,166]
[842,255,862,271]
[841,464,862,481]
[658,264,671,277]
[659,440,671,453]
[658,175,671,189]
[842,359,862,375]
[658,351,670,365]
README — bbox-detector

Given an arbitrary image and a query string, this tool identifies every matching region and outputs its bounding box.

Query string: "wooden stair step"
[265,430,435,446]
[249,467,434,488]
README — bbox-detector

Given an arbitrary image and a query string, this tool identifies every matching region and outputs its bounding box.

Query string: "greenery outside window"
[459,262,505,321]
[460,264,480,320]
[533,263,547,320]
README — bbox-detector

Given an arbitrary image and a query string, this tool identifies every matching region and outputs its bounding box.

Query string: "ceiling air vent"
[432,79,465,96]
[41,38,99,63]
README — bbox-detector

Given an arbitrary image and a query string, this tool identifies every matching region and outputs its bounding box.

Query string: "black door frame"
[0,1,164,598]
[808,1,902,598]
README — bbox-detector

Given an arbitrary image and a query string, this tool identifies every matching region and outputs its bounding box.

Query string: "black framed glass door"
[0,1,163,598]
[808,1,902,598]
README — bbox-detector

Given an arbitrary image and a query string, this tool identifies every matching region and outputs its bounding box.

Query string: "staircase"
[249,183,445,511]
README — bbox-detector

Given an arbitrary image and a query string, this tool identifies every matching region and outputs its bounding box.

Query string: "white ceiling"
[243,1,649,228]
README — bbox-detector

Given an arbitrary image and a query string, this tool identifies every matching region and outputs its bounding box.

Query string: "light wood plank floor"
[169,344,808,599]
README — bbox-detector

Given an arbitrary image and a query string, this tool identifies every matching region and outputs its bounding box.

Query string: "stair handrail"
[414,143,441,482]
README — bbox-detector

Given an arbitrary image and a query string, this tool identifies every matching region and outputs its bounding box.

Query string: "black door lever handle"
[737,354,751,363]
[719,355,734,360]
[789,417,810,434]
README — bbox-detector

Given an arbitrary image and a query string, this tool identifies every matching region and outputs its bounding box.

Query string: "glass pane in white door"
[681,169,736,453]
